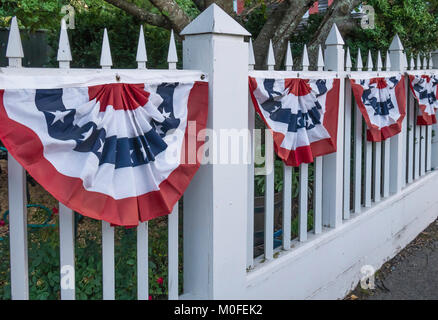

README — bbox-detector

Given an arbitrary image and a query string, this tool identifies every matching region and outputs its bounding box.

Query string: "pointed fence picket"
[3,11,438,300]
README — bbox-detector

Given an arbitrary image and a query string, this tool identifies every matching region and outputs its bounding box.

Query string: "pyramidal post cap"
[345,47,352,69]
[181,3,250,36]
[100,28,112,67]
[325,23,344,45]
[248,38,256,65]
[389,34,404,51]
[6,16,24,58]
[266,39,275,66]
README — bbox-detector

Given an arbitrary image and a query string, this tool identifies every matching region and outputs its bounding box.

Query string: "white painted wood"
[102,221,115,300]
[322,24,345,228]
[168,203,179,300]
[364,138,372,207]
[313,157,323,234]
[57,26,75,300]
[137,221,148,300]
[366,50,373,71]
[356,48,363,70]
[427,125,432,171]
[264,134,275,259]
[414,118,420,180]
[407,89,415,183]
[389,35,406,193]
[420,126,426,176]
[168,30,178,70]
[6,20,28,300]
[299,164,308,242]
[376,51,383,71]
[247,93,255,267]
[285,41,293,70]
[182,5,249,298]
[302,44,310,71]
[373,142,382,202]
[343,77,352,219]
[345,47,352,71]
[59,204,75,300]
[245,171,438,299]
[100,28,112,68]
[383,139,390,197]
[248,38,256,69]
[282,165,292,249]
[353,101,363,213]
[267,40,275,70]
[136,25,147,69]
[8,154,28,300]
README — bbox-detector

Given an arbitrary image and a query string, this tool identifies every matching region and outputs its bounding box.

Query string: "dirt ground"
[346,218,438,300]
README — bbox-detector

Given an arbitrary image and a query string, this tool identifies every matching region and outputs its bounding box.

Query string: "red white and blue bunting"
[0,72,208,226]
[350,75,406,142]
[249,76,341,166]
[408,74,438,125]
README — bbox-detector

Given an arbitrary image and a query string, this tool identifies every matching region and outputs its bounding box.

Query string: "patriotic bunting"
[350,75,406,142]
[408,74,438,125]
[249,77,341,166]
[0,75,208,226]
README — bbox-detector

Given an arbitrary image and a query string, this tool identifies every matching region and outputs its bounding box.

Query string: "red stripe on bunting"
[0,82,208,226]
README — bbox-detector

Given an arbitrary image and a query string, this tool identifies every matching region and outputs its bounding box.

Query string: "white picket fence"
[3,4,438,300]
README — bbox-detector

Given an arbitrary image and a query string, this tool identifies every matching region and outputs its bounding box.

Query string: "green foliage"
[0,217,179,300]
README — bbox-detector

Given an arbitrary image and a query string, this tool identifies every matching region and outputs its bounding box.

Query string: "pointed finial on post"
[345,47,352,72]
[376,51,383,71]
[324,23,345,72]
[429,53,433,70]
[57,19,72,69]
[410,55,415,70]
[266,39,275,70]
[317,45,325,71]
[388,34,404,72]
[248,38,255,70]
[167,30,178,70]
[416,54,421,70]
[385,51,391,71]
[285,41,293,71]
[423,55,427,70]
[302,44,310,71]
[6,16,24,68]
[356,48,363,71]
[366,50,373,71]
[136,25,147,69]
[100,28,112,69]
[403,52,408,71]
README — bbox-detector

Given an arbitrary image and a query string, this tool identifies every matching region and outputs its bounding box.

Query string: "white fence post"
[57,20,76,301]
[6,16,29,300]
[181,4,250,299]
[322,24,345,228]
[388,35,405,194]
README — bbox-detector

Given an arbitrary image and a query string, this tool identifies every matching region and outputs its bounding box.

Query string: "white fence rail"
[2,4,438,300]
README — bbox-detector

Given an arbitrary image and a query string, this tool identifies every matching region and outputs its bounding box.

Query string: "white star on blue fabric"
[49,110,70,125]
[162,111,171,118]
[80,127,94,141]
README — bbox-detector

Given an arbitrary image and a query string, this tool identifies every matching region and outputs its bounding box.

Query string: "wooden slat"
[168,203,179,300]
[247,97,255,267]
[102,221,115,300]
[353,103,362,213]
[282,165,292,249]
[299,164,308,242]
[373,142,381,202]
[343,80,352,219]
[264,133,275,260]
[382,139,390,197]
[407,91,415,183]
[59,203,75,300]
[8,154,29,300]
[420,126,426,176]
[364,138,372,207]
[414,118,420,180]
[313,157,323,234]
[137,221,148,300]
[426,125,432,172]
